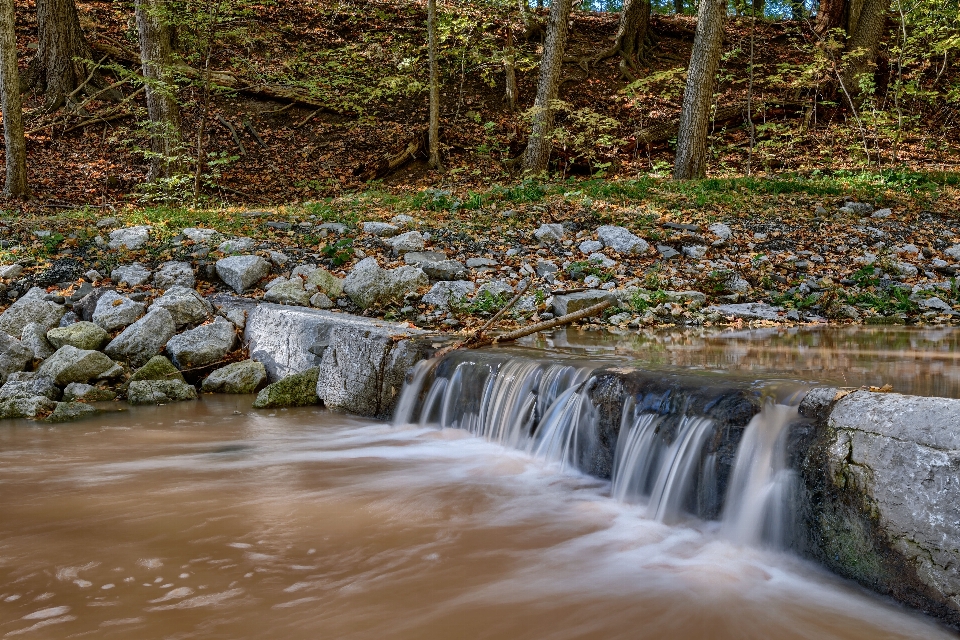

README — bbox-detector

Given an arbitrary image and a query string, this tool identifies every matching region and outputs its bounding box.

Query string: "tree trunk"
[815,0,847,34]
[135,0,182,180]
[503,28,518,111]
[427,0,441,169]
[788,0,804,19]
[752,0,765,17]
[841,0,889,99]
[0,0,27,197]
[597,0,651,80]
[521,0,574,174]
[674,0,685,14]
[27,0,93,110]
[673,0,726,180]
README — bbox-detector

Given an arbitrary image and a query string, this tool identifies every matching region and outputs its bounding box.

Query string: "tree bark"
[521,0,574,174]
[503,28,518,111]
[597,0,651,80]
[841,0,889,99]
[27,0,93,110]
[135,0,182,180]
[0,0,27,197]
[427,0,441,169]
[752,0,764,17]
[815,0,848,34]
[673,0,726,180]
[674,0,685,14]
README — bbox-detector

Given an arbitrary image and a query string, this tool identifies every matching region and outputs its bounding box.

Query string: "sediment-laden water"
[0,397,952,639]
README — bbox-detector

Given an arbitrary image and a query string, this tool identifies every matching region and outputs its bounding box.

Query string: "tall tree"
[815,0,892,101]
[673,0,726,180]
[427,0,441,169]
[596,0,652,81]
[522,0,574,173]
[0,0,26,196]
[675,0,685,14]
[135,0,182,180]
[26,0,93,109]
[503,28,518,111]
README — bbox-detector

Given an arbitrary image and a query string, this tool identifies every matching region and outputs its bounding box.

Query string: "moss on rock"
[252,368,320,408]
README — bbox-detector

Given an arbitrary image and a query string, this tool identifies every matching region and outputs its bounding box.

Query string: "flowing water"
[2,327,959,638]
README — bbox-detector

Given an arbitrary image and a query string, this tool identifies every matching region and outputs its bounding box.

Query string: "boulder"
[182,227,220,244]
[404,251,447,265]
[252,368,320,408]
[216,255,270,293]
[62,382,116,402]
[218,237,256,254]
[310,292,334,309]
[108,225,150,250]
[201,360,267,394]
[153,261,195,290]
[390,231,426,255]
[0,375,59,401]
[421,260,467,281]
[37,346,119,386]
[303,268,344,298]
[703,303,783,321]
[799,391,960,628]
[343,257,427,309]
[111,263,152,286]
[21,322,56,360]
[165,317,237,368]
[533,223,564,243]
[92,291,145,332]
[264,279,312,306]
[579,240,603,254]
[597,225,649,254]
[150,286,213,328]
[423,281,474,309]
[127,380,198,405]
[46,321,110,351]
[104,308,177,367]
[129,355,185,383]
[46,401,99,422]
[0,288,67,337]
[0,332,33,384]
[0,395,56,419]
[475,279,514,300]
[708,222,733,242]
[362,221,400,237]
[551,290,616,316]
[0,263,23,279]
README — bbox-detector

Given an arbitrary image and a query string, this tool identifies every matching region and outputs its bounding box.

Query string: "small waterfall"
[721,401,799,548]
[394,351,808,545]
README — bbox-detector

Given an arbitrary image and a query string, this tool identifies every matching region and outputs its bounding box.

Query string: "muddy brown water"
[1,391,955,639]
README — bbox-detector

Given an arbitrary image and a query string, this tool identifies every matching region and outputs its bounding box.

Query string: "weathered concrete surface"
[797,390,960,629]
[244,303,433,418]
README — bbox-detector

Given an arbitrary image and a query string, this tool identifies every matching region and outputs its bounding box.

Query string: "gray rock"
[111,263,152,286]
[150,286,213,328]
[182,227,221,244]
[165,317,237,368]
[62,382,116,402]
[0,332,34,384]
[682,245,708,259]
[84,269,102,282]
[534,223,564,243]
[708,222,733,241]
[404,251,447,265]
[893,261,918,277]
[362,221,400,237]
[129,355,185,383]
[551,290,616,316]
[0,395,56,419]
[104,308,177,367]
[920,296,953,312]
[201,360,267,394]
[389,231,426,255]
[264,279,312,306]
[391,214,416,228]
[843,201,874,215]
[310,292,334,309]
[0,264,23,279]
[608,312,632,325]
[597,225,649,254]
[216,255,271,293]
[46,321,110,351]
[475,279,513,300]
[253,368,320,408]
[466,257,498,269]
[656,244,679,259]
[37,345,118,385]
[303,268,344,298]
[127,380,198,405]
[153,261,195,290]
[423,281,474,309]
[96,217,118,228]
[721,272,752,294]
[108,225,151,250]
[265,276,287,290]
[268,250,290,266]
[92,291,145,332]
[579,240,603,254]
[587,252,616,268]
[804,391,960,627]
[944,245,960,261]
[663,290,707,306]
[536,261,558,277]
[20,322,55,360]
[0,375,59,401]
[702,302,783,321]
[318,222,347,234]
[343,257,428,309]
[870,208,893,218]
[421,260,467,281]
[45,402,99,423]
[218,237,256,254]
[0,288,66,337]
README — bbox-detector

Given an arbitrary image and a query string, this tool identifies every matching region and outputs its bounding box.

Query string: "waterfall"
[394,351,806,545]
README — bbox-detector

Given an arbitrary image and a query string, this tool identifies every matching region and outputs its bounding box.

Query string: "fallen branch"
[633,101,806,145]
[470,278,533,343]
[217,115,246,156]
[354,127,427,181]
